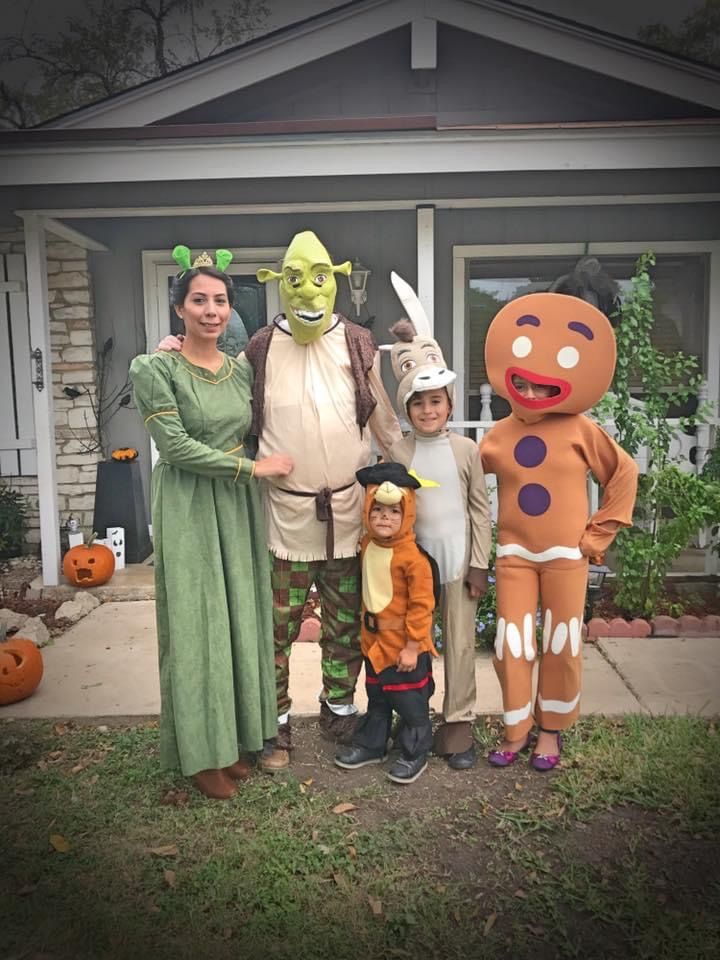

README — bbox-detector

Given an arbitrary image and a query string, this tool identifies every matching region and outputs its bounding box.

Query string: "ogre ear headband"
[172,245,233,276]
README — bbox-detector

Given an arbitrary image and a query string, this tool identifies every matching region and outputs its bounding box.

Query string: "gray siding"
[162,24,717,126]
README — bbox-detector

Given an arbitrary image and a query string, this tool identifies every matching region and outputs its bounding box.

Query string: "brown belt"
[364,611,405,633]
[276,481,356,559]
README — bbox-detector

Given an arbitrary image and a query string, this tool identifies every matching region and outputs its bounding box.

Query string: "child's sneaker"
[334,745,386,769]
[386,754,428,784]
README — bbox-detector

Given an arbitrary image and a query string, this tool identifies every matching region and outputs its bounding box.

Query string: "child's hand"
[465,567,489,599]
[396,645,418,673]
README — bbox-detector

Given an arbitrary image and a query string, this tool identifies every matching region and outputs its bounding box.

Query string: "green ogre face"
[257,231,351,345]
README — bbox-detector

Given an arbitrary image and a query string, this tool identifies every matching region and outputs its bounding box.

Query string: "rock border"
[586,614,720,639]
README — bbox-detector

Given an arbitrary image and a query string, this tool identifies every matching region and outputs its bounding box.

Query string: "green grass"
[3,715,720,960]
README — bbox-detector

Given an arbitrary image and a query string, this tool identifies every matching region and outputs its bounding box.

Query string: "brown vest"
[244,315,379,439]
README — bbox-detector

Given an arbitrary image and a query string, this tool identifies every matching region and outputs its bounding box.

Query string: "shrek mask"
[257,231,352,345]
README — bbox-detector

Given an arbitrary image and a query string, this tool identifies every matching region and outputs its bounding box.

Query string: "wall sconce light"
[347,258,371,316]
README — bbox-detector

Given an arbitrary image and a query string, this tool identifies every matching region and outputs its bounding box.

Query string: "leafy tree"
[638,0,720,66]
[0,0,270,127]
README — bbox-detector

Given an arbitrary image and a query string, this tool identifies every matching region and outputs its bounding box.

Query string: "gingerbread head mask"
[484,292,616,420]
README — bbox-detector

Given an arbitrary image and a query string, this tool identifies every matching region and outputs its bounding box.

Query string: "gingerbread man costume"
[480,292,638,747]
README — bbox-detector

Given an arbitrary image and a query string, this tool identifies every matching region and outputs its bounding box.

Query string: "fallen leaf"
[148,903,161,914]
[311,829,320,842]
[483,912,497,936]
[333,873,348,888]
[453,908,462,924]
[368,895,383,917]
[163,869,176,888]
[299,783,307,794]
[48,750,63,760]
[71,763,86,775]
[221,928,233,940]
[513,888,527,899]
[347,845,357,859]
[302,778,314,786]
[332,802,359,815]
[317,844,331,855]
[148,844,179,858]
[160,789,189,807]
[17,883,38,896]
[14,787,34,797]
[54,722,69,735]
[86,774,99,785]
[49,834,70,853]
[514,781,523,792]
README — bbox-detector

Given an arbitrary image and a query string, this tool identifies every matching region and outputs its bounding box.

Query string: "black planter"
[92,460,152,563]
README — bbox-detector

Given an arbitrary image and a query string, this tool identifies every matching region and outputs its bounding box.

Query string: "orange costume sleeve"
[577,418,639,558]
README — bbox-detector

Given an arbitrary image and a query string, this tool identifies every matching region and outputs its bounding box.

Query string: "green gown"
[129,351,277,776]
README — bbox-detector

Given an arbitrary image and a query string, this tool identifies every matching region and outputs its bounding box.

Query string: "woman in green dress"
[130,259,293,800]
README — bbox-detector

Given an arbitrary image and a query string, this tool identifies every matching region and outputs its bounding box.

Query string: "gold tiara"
[192,251,213,267]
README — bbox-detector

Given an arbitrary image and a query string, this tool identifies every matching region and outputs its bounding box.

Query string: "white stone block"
[69,328,94,345]
[53,306,92,320]
[68,407,97,430]
[47,272,89,290]
[62,345,95,363]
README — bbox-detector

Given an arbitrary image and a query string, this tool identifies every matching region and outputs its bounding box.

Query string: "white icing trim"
[523,613,535,661]
[537,692,581,714]
[496,544,583,562]
[495,617,506,661]
[506,621,522,659]
[504,700,533,726]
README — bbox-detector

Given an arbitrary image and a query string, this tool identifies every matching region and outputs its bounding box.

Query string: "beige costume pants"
[494,556,588,740]
[440,575,479,725]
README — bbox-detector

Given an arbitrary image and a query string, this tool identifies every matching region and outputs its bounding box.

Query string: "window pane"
[168,275,267,357]
[466,253,707,419]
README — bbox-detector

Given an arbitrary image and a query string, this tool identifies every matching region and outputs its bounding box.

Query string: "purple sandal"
[488,732,535,768]
[530,730,563,772]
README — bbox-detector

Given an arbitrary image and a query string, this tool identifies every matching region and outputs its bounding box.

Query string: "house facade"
[0,0,718,584]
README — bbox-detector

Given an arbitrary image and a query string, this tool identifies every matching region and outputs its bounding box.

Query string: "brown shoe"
[258,745,290,772]
[318,702,359,745]
[258,722,292,773]
[223,757,253,781]
[192,768,237,800]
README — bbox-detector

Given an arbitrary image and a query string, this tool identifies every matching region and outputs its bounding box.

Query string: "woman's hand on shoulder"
[156,334,185,352]
[254,453,294,479]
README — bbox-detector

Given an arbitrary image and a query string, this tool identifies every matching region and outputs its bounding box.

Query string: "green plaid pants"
[271,555,361,714]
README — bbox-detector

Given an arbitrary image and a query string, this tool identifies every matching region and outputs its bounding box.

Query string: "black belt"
[276,481,355,559]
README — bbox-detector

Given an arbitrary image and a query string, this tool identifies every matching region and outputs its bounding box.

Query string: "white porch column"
[416,204,435,332]
[22,213,61,586]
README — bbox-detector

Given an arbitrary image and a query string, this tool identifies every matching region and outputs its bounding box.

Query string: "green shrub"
[0,482,28,559]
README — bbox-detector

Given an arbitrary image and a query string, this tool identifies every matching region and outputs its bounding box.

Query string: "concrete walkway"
[3,601,719,719]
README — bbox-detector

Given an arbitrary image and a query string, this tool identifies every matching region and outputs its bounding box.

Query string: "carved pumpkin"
[111,448,138,461]
[0,637,44,705]
[62,536,115,587]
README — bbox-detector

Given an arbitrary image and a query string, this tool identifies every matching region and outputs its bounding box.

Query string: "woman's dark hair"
[549,256,620,325]
[170,266,235,308]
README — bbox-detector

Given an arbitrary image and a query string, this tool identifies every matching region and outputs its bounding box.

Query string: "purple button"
[514,436,546,468]
[518,483,551,516]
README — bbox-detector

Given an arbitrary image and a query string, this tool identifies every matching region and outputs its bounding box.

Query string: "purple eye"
[517,315,540,327]
[568,321,594,340]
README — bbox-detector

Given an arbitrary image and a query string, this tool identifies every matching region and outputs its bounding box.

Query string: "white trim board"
[451,240,720,422]
[4,126,720,186]
[45,0,720,129]
[15,193,720,221]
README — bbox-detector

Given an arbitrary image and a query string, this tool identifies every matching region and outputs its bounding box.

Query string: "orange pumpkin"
[0,637,44,706]
[62,536,115,587]
[111,448,138,461]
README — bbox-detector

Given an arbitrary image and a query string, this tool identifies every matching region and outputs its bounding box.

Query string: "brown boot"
[258,722,292,773]
[318,702,359,745]
[223,757,253,781]
[192,768,237,800]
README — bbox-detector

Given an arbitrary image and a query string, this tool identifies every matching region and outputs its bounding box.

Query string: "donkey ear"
[390,271,431,337]
[215,249,233,272]
[333,260,352,277]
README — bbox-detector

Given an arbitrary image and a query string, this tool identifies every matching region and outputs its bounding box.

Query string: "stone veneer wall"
[0,227,100,553]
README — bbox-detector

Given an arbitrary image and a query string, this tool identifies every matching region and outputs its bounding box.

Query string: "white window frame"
[452,241,720,421]
[142,246,285,351]
[141,246,285,468]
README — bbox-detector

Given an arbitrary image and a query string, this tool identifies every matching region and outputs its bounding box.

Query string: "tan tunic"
[254,318,402,560]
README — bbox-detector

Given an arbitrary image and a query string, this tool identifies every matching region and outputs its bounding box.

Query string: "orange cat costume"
[480,292,638,743]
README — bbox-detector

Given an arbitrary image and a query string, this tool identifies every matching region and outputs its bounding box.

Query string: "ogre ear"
[333,261,352,277]
[256,268,282,284]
